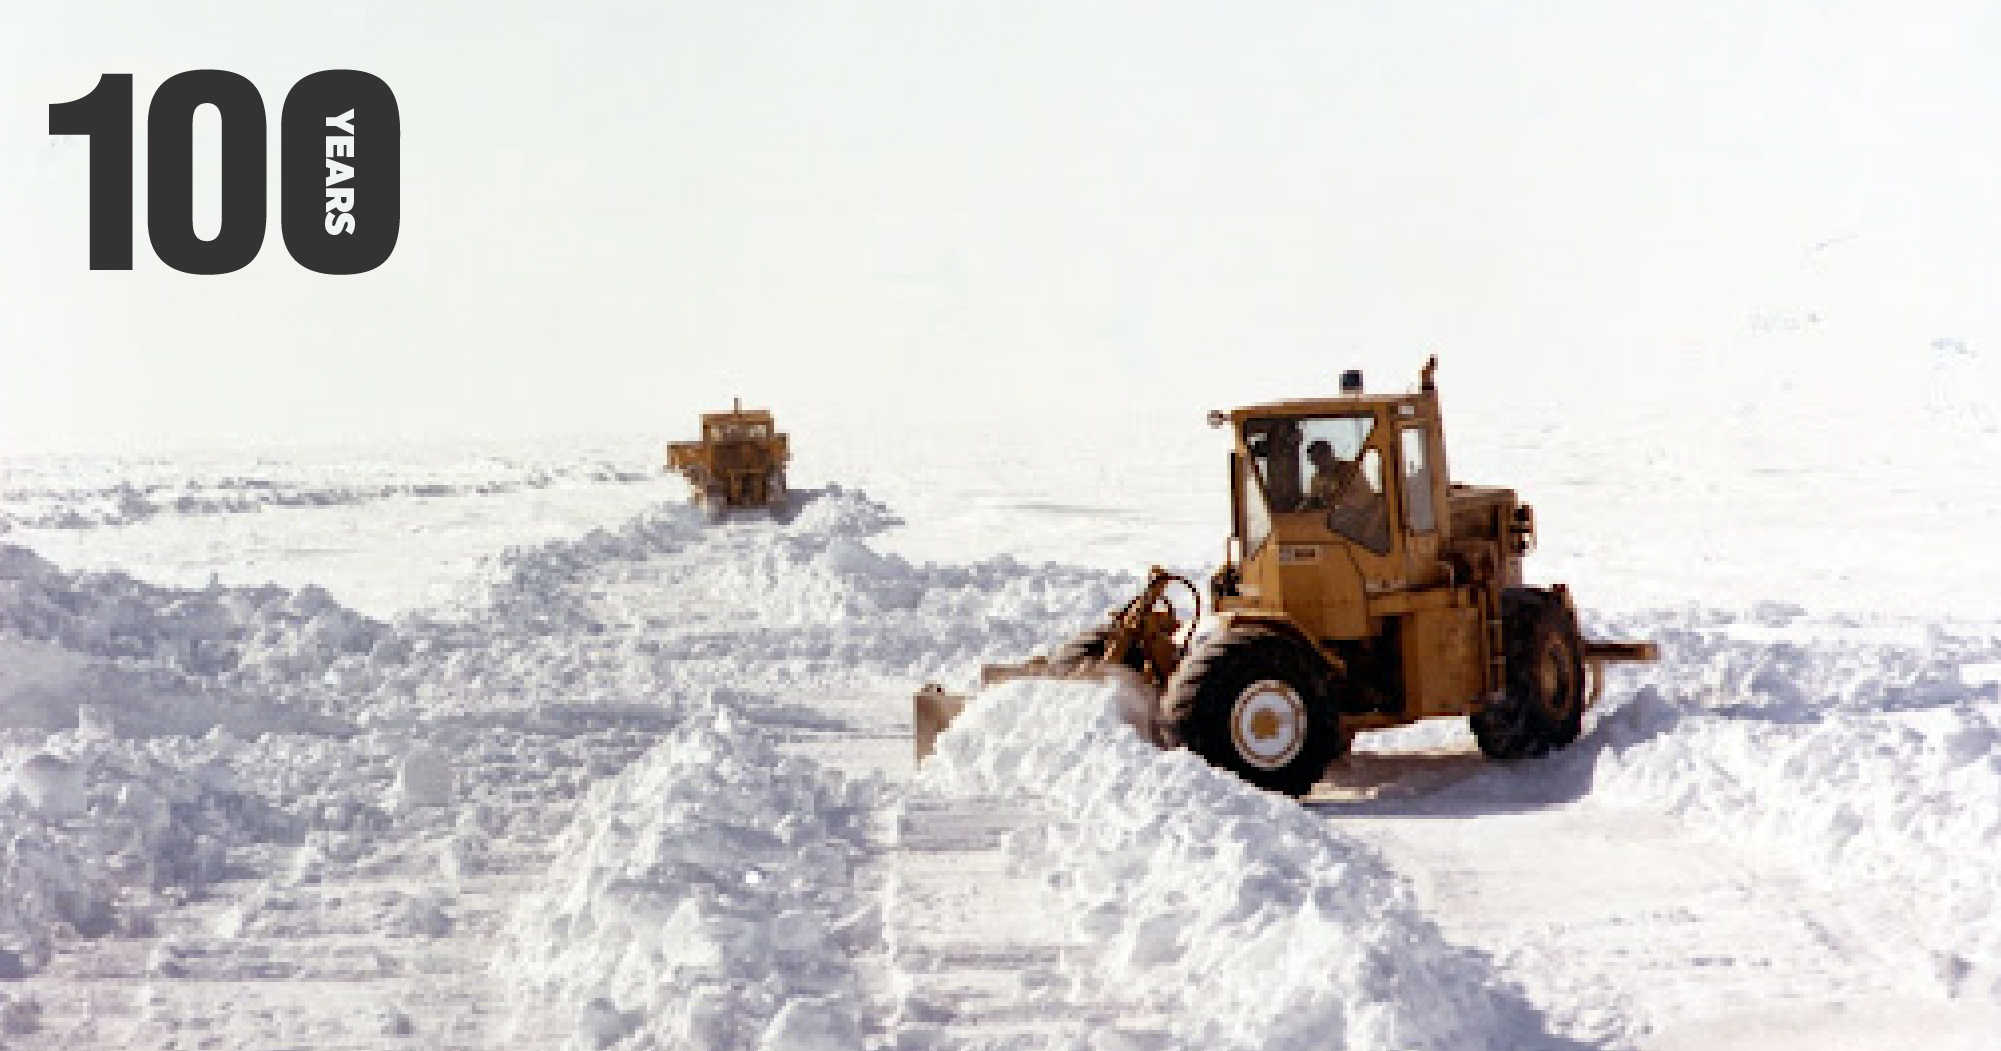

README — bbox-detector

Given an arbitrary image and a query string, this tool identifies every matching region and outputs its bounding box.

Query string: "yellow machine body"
[915,359,1656,790]
[666,400,791,512]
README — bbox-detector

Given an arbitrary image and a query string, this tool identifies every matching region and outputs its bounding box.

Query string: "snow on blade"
[920,677,1562,1051]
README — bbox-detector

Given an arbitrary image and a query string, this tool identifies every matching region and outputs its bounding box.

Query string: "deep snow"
[0,408,1997,1049]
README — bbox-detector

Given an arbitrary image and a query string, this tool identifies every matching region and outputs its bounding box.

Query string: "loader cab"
[1217,374,1453,639]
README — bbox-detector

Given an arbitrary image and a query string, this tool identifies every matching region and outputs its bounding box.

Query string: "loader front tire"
[1161,625,1344,798]
[1473,589,1585,762]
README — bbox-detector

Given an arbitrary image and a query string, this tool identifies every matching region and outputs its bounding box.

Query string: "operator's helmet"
[1306,439,1333,460]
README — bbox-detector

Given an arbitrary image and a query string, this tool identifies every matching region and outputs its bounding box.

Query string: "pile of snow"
[920,677,1553,1051]
[0,545,382,682]
[670,495,1133,676]
[0,727,288,975]
[0,544,422,982]
[450,504,712,635]
[658,540,1125,674]
[1539,611,2001,988]
[498,706,885,1050]
[0,481,1130,731]
[1371,606,2001,992]
[1590,696,2001,988]
[0,546,374,732]
[3,482,1106,730]
[429,487,1133,691]
[1583,605,1998,714]
[781,483,902,538]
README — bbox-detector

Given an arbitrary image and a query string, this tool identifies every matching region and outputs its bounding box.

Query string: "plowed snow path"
[569,508,1150,1046]
[14,488,1999,1050]
[1316,745,2001,1050]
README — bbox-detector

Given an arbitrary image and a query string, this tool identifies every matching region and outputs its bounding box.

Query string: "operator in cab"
[1306,438,1389,551]
[1305,439,1369,510]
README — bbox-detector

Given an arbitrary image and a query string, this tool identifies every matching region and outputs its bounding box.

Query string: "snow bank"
[649,539,1126,679]
[421,487,1132,695]
[0,546,371,733]
[1,481,1111,731]
[781,483,903,538]
[921,677,1553,1051]
[0,544,407,980]
[450,503,712,635]
[1,483,1131,730]
[1552,611,2001,988]
[498,707,885,1050]
[1592,697,2001,984]
[0,460,653,533]
[0,727,288,974]
[0,545,383,683]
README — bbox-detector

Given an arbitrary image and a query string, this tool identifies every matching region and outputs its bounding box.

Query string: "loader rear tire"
[1473,589,1586,762]
[1161,625,1344,798]
[1045,622,1147,676]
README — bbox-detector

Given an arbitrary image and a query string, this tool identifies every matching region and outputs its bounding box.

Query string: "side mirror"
[1206,410,1228,428]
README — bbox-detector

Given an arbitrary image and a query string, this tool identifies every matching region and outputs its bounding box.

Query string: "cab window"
[1241,414,1390,554]
[1400,426,1435,533]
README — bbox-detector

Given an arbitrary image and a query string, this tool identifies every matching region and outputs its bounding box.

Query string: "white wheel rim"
[1230,680,1307,770]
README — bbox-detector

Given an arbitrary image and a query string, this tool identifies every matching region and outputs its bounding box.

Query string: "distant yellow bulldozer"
[666,399,790,518]
[916,359,1656,796]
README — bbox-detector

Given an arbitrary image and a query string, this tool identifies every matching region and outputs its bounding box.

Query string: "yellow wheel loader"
[665,399,791,519]
[915,359,1656,797]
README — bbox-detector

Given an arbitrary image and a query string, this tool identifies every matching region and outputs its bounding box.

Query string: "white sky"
[3,2,1998,452]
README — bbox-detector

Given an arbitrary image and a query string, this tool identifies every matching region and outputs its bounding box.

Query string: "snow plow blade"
[913,685,968,765]
[915,656,1097,764]
[1584,640,1658,663]
[1583,639,1659,704]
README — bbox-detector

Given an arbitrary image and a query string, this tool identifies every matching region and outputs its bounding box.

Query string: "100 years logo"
[49,70,400,275]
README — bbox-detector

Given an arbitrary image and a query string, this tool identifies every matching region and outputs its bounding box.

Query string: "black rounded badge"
[281,70,400,275]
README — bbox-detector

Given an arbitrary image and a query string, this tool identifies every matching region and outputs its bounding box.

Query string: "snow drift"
[921,677,1564,1051]
[1574,610,2001,990]
[498,707,887,1050]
